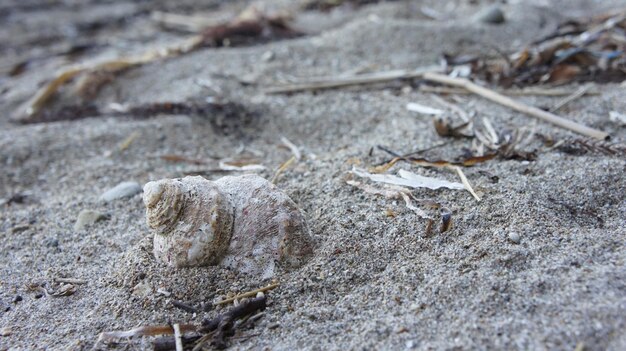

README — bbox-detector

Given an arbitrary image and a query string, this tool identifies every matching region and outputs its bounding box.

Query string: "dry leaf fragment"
[346,180,432,219]
[372,153,497,173]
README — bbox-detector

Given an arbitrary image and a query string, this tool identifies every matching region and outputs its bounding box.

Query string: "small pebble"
[132,281,152,298]
[43,237,59,248]
[261,50,275,62]
[74,210,108,231]
[508,232,521,244]
[476,5,505,24]
[0,327,12,337]
[100,181,142,202]
[12,296,22,304]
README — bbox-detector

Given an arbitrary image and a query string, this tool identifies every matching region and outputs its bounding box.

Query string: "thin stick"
[214,283,280,306]
[280,136,301,160]
[53,277,87,285]
[451,166,480,201]
[422,72,609,140]
[549,85,591,112]
[271,156,296,184]
[173,324,183,351]
[265,66,442,94]
[419,85,599,96]
[96,324,197,343]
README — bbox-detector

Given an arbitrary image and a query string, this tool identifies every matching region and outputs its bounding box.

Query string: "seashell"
[143,175,314,277]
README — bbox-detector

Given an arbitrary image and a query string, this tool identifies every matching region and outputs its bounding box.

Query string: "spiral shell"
[143,175,313,277]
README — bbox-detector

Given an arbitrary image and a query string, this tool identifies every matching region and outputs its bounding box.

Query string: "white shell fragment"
[351,167,465,190]
[143,175,314,277]
[406,102,444,115]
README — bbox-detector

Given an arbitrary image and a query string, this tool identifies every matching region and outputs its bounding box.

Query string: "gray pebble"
[43,237,59,247]
[132,281,152,298]
[476,5,505,24]
[508,231,521,244]
[100,181,142,202]
[74,210,108,231]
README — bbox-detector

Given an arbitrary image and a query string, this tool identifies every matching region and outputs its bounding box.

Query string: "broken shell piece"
[143,175,314,277]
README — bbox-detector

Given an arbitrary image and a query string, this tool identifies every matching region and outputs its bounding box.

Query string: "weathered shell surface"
[143,174,314,277]
[144,176,234,267]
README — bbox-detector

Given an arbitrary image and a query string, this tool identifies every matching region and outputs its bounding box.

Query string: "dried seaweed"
[302,0,397,11]
[472,120,538,161]
[25,281,78,297]
[345,179,452,233]
[199,7,301,48]
[96,296,268,350]
[17,99,257,135]
[199,295,267,349]
[372,150,497,173]
[422,72,609,140]
[541,135,626,156]
[444,8,626,87]
[13,6,298,122]
[433,117,473,138]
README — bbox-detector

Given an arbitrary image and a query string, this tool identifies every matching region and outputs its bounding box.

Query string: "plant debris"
[199,295,267,349]
[302,0,399,11]
[26,281,78,298]
[346,179,452,233]
[351,167,465,191]
[96,295,269,350]
[372,149,497,173]
[16,99,257,135]
[444,8,626,87]
[199,6,301,48]
[422,72,609,140]
[433,117,473,138]
[13,6,299,123]
[471,119,538,161]
[541,135,626,156]
[214,282,280,306]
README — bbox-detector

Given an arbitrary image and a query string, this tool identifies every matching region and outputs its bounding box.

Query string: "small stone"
[132,281,152,298]
[100,181,142,202]
[12,296,22,304]
[508,232,521,244]
[0,327,12,337]
[261,50,275,62]
[43,237,59,247]
[476,5,505,24]
[74,210,108,231]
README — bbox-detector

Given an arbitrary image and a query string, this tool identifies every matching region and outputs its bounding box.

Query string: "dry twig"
[422,72,609,140]
[265,66,442,93]
[214,283,279,306]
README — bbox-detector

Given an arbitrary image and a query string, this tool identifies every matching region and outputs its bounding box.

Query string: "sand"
[1,0,625,350]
